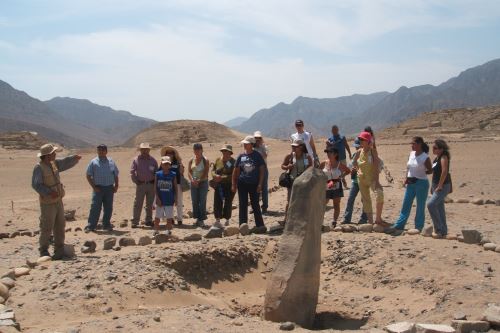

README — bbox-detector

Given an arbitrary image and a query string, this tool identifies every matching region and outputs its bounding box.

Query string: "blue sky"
[1,0,500,122]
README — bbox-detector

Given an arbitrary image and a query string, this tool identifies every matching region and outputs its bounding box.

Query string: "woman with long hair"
[188,143,209,228]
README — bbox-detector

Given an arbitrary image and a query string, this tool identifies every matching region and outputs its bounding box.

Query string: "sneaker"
[331,221,337,228]
[196,220,206,228]
[213,220,224,229]
[84,226,95,233]
[262,208,268,215]
[145,221,154,227]
[250,225,268,234]
[40,250,50,257]
[224,219,230,226]
[52,253,64,261]
[131,223,139,229]
[103,225,114,232]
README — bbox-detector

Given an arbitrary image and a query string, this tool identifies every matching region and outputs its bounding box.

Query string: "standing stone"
[461,230,482,244]
[451,320,490,333]
[373,224,385,233]
[103,237,117,250]
[119,237,136,247]
[415,324,455,333]
[471,198,484,205]
[205,227,223,239]
[239,223,250,236]
[62,244,75,257]
[0,283,9,301]
[495,246,500,253]
[155,234,170,244]
[223,226,240,237]
[138,236,152,246]
[483,243,497,251]
[14,267,30,277]
[183,233,202,242]
[482,303,500,326]
[358,224,373,233]
[385,322,416,333]
[0,278,14,289]
[263,168,327,328]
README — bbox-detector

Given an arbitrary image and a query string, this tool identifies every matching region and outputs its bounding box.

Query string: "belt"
[137,180,154,184]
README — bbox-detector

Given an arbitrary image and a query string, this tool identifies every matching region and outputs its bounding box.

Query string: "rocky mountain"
[235,58,500,138]
[234,92,390,138]
[223,117,248,128]
[44,97,156,145]
[0,80,155,147]
[124,120,245,148]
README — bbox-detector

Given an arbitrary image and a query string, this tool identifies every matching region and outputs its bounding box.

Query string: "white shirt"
[291,131,313,156]
[407,151,429,179]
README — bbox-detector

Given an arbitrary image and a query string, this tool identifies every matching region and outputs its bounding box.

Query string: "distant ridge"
[224,116,248,128]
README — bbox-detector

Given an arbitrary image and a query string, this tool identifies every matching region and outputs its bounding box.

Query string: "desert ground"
[0,134,499,332]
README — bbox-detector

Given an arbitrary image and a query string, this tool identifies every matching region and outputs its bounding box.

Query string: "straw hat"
[241,135,256,144]
[37,144,60,157]
[139,142,151,149]
[253,131,263,138]
[160,146,181,162]
[220,144,233,154]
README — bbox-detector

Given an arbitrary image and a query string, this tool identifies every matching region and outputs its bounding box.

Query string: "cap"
[253,131,263,138]
[193,143,203,150]
[97,144,107,150]
[220,144,233,153]
[161,156,172,164]
[241,135,256,144]
[358,131,372,143]
[295,119,304,126]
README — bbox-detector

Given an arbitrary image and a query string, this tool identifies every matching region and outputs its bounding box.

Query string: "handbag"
[180,176,190,192]
[279,172,293,188]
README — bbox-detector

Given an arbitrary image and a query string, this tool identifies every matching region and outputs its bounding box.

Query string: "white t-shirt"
[291,131,313,156]
[407,151,429,179]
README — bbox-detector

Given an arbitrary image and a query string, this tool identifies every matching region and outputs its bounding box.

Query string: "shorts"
[155,205,174,220]
[326,188,344,199]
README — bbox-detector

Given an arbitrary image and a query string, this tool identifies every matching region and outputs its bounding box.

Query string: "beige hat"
[160,146,181,162]
[37,143,60,157]
[253,131,263,138]
[220,144,233,153]
[241,135,256,144]
[161,156,172,164]
[139,142,151,149]
[291,139,304,146]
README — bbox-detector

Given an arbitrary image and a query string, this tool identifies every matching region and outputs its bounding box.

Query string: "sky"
[1,0,500,123]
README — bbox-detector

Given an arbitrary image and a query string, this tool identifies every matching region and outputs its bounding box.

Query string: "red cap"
[358,131,372,143]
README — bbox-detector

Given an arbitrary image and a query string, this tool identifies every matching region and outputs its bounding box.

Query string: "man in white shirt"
[290,119,319,167]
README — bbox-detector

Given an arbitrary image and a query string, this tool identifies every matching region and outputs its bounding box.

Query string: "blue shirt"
[156,170,175,206]
[327,134,347,161]
[86,157,119,186]
[236,150,265,185]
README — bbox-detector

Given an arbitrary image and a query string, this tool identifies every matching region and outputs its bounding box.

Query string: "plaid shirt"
[86,157,119,186]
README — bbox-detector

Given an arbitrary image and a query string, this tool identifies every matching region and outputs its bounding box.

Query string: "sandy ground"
[1,137,500,332]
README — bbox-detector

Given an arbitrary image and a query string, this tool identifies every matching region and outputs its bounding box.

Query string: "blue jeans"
[343,181,368,223]
[394,178,429,231]
[87,185,114,229]
[238,181,264,227]
[191,180,208,221]
[259,168,269,210]
[427,183,451,235]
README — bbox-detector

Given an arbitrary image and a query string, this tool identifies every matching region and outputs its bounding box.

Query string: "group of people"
[31,119,452,259]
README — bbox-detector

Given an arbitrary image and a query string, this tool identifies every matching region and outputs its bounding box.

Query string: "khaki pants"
[39,200,65,255]
[358,177,384,214]
[132,183,155,224]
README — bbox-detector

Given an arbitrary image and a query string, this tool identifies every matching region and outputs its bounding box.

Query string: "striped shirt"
[86,157,119,186]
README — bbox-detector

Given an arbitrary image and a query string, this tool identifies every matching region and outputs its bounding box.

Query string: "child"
[154,156,177,235]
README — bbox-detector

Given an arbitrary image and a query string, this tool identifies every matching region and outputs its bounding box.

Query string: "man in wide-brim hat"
[130,142,158,227]
[31,144,81,259]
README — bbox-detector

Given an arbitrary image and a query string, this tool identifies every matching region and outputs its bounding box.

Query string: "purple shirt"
[130,155,158,183]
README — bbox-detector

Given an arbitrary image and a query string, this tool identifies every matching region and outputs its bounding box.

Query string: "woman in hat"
[232,135,267,233]
[280,139,313,224]
[211,144,236,228]
[320,147,351,227]
[161,146,185,225]
[188,143,209,227]
[352,131,386,226]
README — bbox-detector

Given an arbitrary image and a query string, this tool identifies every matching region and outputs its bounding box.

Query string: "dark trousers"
[237,181,264,227]
[87,185,114,229]
[213,182,234,219]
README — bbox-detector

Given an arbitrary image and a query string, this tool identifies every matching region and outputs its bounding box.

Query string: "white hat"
[37,144,60,157]
[161,156,172,164]
[241,135,256,144]
[253,131,263,138]
[139,142,151,149]
[291,139,304,146]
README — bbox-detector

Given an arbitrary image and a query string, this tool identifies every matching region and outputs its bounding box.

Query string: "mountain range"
[0,80,155,147]
[234,58,500,138]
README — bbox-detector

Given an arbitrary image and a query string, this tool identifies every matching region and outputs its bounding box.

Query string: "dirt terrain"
[1,128,500,332]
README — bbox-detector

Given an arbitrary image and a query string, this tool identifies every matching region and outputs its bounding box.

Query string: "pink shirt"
[130,155,158,183]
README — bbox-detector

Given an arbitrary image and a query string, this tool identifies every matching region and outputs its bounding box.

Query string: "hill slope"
[124,120,244,148]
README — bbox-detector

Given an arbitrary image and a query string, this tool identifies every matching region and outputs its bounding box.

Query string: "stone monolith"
[263,167,327,328]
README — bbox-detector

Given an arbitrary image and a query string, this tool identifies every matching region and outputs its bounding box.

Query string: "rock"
[341,224,356,232]
[457,236,464,242]
[0,278,14,289]
[496,246,500,253]
[483,243,497,251]
[37,256,52,264]
[358,224,373,233]
[0,310,15,320]
[471,198,484,205]
[119,221,128,228]
[223,226,240,237]
[63,244,75,258]
[480,238,491,245]
[103,237,117,250]
[0,296,4,304]
[0,233,9,239]
[456,199,469,204]
[444,197,454,204]
[451,320,489,333]
[81,240,97,253]
[26,258,37,268]
[119,237,136,247]
[75,227,82,232]
[321,225,331,233]
[373,224,385,233]
[415,324,455,333]
[64,209,76,221]
[153,315,161,322]
[407,229,420,235]
[429,120,442,127]
[333,226,343,232]
[461,230,482,244]
[496,200,500,206]
[485,199,495,205]
[453,312,467,320]
[239,223,249,236]
[20,231,32,237]
[482,303,500,326]
[0,283,9,301]
[263,168,326,328]
[14,267,30,277]
[280,321,295,331]
[205,227,223,239]
[155,234,170,244]
[183,233,202,241]
[1,271,15,280]
[138,236,152,246]
[446,235,458,240]
[421,226,433,237]
[385,321,416,333]
[10,231,19,238]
